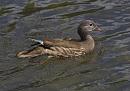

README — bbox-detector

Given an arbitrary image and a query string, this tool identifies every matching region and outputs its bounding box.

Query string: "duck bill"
[94,26,102,31]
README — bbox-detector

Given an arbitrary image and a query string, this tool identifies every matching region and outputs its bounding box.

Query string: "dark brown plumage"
[17,20,101,58]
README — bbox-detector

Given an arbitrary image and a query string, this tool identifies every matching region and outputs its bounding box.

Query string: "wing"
[29,38,81,48]
[43,38,81,48]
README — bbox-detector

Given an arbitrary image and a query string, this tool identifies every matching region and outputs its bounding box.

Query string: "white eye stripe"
[84,26,93,31]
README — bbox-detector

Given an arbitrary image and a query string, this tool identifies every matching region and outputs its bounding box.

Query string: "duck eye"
[90,24,93,26]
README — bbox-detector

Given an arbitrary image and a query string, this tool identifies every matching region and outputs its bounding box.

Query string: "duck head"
[78,20,101,41]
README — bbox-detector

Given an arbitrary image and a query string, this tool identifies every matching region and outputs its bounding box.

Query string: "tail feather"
[16,46,61,58]
[17,47,45,58]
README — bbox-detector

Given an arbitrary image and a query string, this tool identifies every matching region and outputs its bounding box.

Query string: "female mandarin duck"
[17,20,101,58]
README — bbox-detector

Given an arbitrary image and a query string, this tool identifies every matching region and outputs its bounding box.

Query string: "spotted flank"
[49,47,86,57]
[17,46,86,58]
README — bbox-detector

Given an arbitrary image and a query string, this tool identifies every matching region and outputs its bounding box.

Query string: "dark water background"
[0,0,130,91]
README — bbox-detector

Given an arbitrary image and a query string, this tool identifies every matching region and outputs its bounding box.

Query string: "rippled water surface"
[0,0,130,91]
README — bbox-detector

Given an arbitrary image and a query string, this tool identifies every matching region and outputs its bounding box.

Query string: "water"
[0,0,130,91]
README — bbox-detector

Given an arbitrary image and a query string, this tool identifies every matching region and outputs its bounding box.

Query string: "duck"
[17,20,101,58]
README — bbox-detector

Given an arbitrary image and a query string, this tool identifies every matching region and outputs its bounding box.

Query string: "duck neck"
[80,34,88,41]
[81,34,93,42]
[78,27,90,41]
